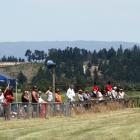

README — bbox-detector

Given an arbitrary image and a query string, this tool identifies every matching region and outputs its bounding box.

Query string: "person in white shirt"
[78,89,84,102]
[96,90,104,100]
[111,86,118,99]
[66,85,76,102]
[0,89,4,103]
[45,86,53,102]
[0,89,4,116]
[118,89,125,99]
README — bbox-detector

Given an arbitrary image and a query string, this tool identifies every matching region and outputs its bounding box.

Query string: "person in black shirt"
[21,91,29,118]
[31,86,39,117]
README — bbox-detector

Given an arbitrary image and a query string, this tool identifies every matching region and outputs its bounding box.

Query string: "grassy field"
[127,91,140,97]
[1,108,140,140]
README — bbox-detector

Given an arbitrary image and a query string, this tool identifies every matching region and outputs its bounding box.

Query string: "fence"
[129,97,140,108]
[0,97,139,120]
[0,102,72,120]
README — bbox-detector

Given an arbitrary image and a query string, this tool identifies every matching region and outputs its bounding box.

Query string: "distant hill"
[0,62,42,83]
[0,41,139,59]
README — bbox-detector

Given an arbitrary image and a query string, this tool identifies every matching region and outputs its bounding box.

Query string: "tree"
[17,71,27,85]
[25,49,32,62]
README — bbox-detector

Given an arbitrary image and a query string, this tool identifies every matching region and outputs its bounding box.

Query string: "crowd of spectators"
[0,81,126,119]
[66,81,126,103]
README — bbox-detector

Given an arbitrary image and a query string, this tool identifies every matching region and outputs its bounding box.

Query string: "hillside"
[0,62,42,83]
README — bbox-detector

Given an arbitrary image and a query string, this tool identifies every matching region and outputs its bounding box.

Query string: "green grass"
[127,91,140,97]
[1,108,140,140]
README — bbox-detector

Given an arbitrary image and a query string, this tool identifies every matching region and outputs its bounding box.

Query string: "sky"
[0,0,140,42]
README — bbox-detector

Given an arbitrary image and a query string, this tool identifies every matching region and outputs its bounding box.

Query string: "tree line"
[0,56,24,62]
[24,45,140,91]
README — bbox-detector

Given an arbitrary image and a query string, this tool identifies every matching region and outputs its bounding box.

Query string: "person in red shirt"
[3,85,15,120]
[105,81,113,98]
[92,82,99,92]
[105,81,112,92]
[92,82,99,98]
[4,86,14,103]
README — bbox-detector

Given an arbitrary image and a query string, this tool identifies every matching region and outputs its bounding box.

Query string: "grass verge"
[0,108,140,140]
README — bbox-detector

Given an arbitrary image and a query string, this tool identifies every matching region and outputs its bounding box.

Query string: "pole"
[16,80,18,102]
[52,68,55,102]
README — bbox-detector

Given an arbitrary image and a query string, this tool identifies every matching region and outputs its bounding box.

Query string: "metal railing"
[0,102,72,120]
[129,97,140,108]
[0,97,139,120]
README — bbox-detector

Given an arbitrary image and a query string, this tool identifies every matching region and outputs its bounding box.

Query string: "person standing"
[31,86,39,117]
[0,89,4,116]
[45,86,53,117]
[38,91,47,118]
[66,85,75,102]
[92,82,99,98]
[105,81,113,98]
[83,90,91,101]
[55,88,62,114]
[21,91,29,118]
[117,88,125,99]
[55,88,62,103]
[78,89,84,102]
[45,86,53,102]
[105,81,112,92]
[4,85,16,119]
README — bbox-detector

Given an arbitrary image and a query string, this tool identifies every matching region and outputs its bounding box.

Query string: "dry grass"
[0,108,140,140]
[72,100,131,115]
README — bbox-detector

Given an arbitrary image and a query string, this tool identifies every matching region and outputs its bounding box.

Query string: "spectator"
[45,86,53,102]
[78,89,84,102]
[101,89,106,97]
[105,81,113,97]
[66,85,75,102]
[38,91,46,118]
[105,81,113,92]
[55,88,62,103]
[118,89,125,99]
[0,89,4,116]
[92,82,99,93]
[21,91,29,117]
[96,90,104,100]
[111,86,118,99]
[83,90,91,101]
[31,86,39,117]
[4,85,16,118]
[4,86,14,103]
[55,88,62,113]
[92,82,99,98]
[0,89,4,102]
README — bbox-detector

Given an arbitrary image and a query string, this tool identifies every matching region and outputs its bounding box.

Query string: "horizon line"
[0,40,140,44]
